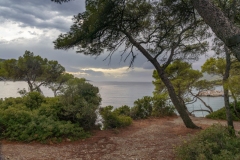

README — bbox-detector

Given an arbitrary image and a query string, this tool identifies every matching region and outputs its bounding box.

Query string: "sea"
[0,81,229,117]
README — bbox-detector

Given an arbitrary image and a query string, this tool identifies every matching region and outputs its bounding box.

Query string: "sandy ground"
[1,116,240,160]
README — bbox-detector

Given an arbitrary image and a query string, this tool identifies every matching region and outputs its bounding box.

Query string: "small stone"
[66,138,71,142]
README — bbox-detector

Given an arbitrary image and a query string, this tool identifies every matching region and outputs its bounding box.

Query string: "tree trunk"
[223,46,235,131]
[230,91,240,119]
[28,81,34,92]
[123,30,200,129]
[189,90,213,113]
[156,68,200,128]
[192,0,240,61]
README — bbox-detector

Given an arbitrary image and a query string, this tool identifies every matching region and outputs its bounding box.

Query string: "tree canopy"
[2,51,65,93]
[51,0,240,61]
[153,60,214,113]
[52,0,212,128]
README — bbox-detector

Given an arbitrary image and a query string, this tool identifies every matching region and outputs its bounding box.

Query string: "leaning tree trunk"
[230,90,240,119]
[192,0,240,61]
[223,46,235,132]
[124,30,199,129]
[156,67,200,128]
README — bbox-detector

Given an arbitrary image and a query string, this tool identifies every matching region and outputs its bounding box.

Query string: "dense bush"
[0,80,101,142]
[113,105,131,116]
[0,110,88,142]
[100,106,132,129]
[176,124,240,160]
[206,102,240,121]
[0,97,25,109]
[131,96,152,119]
[24,92,45,110]
[37,97,62,120]
[130,95,175,119]
[0,97,90,142]
[58,80,101,129]
[151,94,175,117]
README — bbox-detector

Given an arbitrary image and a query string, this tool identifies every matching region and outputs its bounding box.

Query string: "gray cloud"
[0,0,183,82]
[142,61,154,70]
[0,0,85,31]
[0,35,150,70]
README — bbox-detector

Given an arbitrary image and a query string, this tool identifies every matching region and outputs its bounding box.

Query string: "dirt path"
[1,116,240,160]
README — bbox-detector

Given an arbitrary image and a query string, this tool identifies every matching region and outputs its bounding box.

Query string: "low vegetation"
[99,105,132,129]
[131,95,176,119]
[99,95,176,129]
[206,102,240,121]
[0,79,101,143]
[176,124,240,160]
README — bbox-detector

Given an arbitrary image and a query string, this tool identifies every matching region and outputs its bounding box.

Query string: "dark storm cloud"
[0,0,85,31]
[0,35,150,70]
[0,0,156,81]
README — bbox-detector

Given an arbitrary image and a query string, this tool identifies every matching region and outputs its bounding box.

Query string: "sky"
[0,0,207,82]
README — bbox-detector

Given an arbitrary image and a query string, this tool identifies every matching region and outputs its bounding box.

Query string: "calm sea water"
[0,81,228,117]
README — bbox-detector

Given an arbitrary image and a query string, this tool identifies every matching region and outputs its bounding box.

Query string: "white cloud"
[70,67,154,82]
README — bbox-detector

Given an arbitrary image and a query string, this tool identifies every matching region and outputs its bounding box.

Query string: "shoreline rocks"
[199,90,225,97]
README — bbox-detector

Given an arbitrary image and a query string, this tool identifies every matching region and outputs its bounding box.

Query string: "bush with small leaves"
[113,105,131,116]
[100,106,132,129]
[0,97,25,109]
[58,79,101,130]
[206,102,240,121]
[37,97,62,120]
[0,94,90,142]
[131,96,152,119]
[176,124,240,160]
[152,94,175,117]
[21,115,89,142]
[24,92,45,110]
[130,95,175,119]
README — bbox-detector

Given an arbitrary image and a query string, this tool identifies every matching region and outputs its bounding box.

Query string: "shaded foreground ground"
[1,116,240,160]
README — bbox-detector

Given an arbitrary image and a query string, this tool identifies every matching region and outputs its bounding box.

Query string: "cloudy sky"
[0,0,207,82]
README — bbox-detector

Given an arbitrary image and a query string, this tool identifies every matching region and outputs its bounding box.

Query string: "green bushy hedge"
[0,95,90,143]
[176,124,240,160]
[131,95,175,119]
[151,94,175,117]
[131,96,152,119]
[99,94,176,129]
[113,105,131,117]
[58,81,101,130]
[100,106,132,129]
[206,102,240,121]
[0,80,101,143]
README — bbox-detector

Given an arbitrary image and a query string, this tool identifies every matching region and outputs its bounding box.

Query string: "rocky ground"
[1,116,240,160]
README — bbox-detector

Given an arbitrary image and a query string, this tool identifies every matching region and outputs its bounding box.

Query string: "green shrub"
[0,106,33,140]
[24,92,45,110]
[152,94,175,117]
[0,83,101,142]
[130,95,175,119]
[0,97,25,109]
[58,81,101,130]
[0,107,89,142]
[21,115,89,142]
[113,105,131,116]
[100,106,132,129]
[206,103,240,121]
[37,97,62,118]
[131,96,152,119]
[176,124,240,160]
